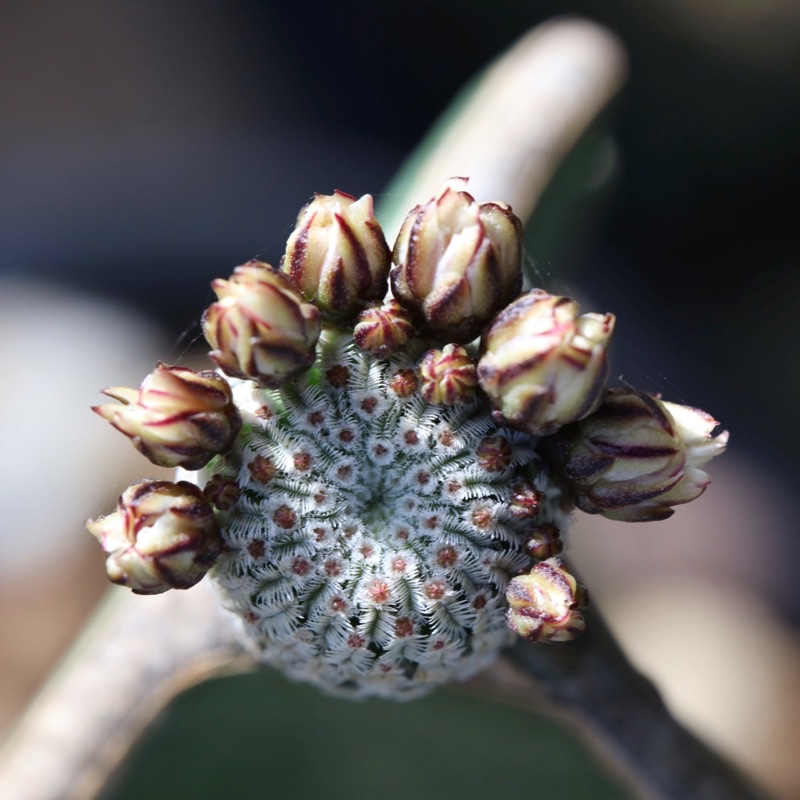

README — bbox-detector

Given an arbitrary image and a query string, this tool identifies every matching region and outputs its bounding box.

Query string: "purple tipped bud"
[203,474,240,510]
[389,368,419,398]
[505,557,586,642]
[93,363,241,470]
[202,261,320,388]
[419,344,478,406]
[353,299,416,359]
[523,523,563,560]
[390,177,523,343]
[478,289,614,436]
[281,191,390,321]
[508,479,542,519]
[86,480,221,594]
[546,388,729,522]
[476,434,512,472]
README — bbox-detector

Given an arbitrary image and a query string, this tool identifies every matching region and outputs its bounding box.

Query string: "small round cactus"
[205,332,568,697]
[88,178,728,699]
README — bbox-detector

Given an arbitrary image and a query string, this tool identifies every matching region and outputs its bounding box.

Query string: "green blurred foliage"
[100,669,630,800]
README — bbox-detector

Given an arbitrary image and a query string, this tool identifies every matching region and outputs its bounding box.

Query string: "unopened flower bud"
[419,344,478,406]
[478,289,614,436]
[86,480,221,594]
[203,474,240,510]
[546,388,729,522]
[508,479,542,519]
[390,177,523,343]
[389,368,419,398]
[282,191,391,321]
[476,434,512,472]
[505,557,586,642]
[203,261,320,388]
[353,299,415,359]
[93,363,241,470]
[524,523,563,560]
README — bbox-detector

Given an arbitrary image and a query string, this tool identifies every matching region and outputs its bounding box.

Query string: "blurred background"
[1,2,798,798]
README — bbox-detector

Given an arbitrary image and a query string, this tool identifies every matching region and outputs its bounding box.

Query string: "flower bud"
[476,434,512,472]
[203,261,320,388]
[478,289,614,436]
[390,177,523,343]
[353,299,415,359]
[524,524,563,560]
[86,480,221,594]
[281,191,391,321]
[546,388,729,522]
[93,363,241,470]
[505,557,586,642]
[419,344,478,406]
[508,479,542,519]
[203,474,240,510]
[389,368,419,398]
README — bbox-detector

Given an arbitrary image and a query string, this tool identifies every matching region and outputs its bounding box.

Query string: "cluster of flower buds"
[478,289,615,436]
[202,260,321,388]
[544,388,729,521]
[92,363,241,470]
[86,177,728,680]
[505,557,587,642]
[281,191,390,321]
[391,177,523,343]
[86,480,222,595]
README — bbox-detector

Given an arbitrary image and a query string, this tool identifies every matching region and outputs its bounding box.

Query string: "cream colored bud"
[353,299,415,359]
[202,261,320,388]
[86,480,221,594]
[505,557,586,642]
[281,191,391,321]
[390,177,522,343]
[547,388,729,522]
[419,344,478,406]
[478,289,614,436]
[93,363,241,470]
